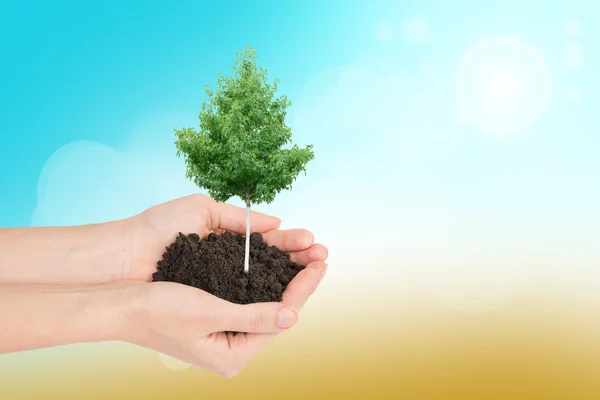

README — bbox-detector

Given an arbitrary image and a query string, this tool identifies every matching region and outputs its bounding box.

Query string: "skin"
[0,194,328,377]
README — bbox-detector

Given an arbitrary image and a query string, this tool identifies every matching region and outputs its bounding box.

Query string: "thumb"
[213,301,299,334]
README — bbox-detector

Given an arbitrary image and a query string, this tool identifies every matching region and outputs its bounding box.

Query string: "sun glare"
[456,38,551,136]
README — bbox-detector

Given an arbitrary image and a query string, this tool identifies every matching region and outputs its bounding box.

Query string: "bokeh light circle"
[561,42,585,70]
[564,19,583,38]
[456,38,551,136]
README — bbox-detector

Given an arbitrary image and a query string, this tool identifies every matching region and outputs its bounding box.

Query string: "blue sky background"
[0,0,359,225]
[1,0,598,226]
[1,0,599,312]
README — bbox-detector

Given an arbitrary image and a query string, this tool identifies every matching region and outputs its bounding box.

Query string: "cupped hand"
[119,257,326,377]
[116,194,328,376]
[126,194,328,281]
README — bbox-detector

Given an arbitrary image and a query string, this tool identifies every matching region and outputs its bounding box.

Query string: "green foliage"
[175,45,314,205]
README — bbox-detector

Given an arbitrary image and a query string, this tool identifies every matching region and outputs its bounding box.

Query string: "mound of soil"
[152,231,304,304]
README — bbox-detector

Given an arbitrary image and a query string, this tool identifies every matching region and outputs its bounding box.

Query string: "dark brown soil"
[152,231,305,304]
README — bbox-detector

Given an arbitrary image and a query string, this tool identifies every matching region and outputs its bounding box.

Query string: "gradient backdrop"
[1,0,600,398]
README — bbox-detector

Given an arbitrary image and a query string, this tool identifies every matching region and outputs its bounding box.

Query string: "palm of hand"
[134,260,326,377]
[126,194,327,282]
[127,195,217,281]
[122,194,328,376]
[198,265,327,377]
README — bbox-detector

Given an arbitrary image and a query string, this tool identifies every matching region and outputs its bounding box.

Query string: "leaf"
[175,45,314,205]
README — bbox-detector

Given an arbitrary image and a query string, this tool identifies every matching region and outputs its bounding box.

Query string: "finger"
[211,202,281,234]
[212,301,299,334]
[227,331,277,361]
[288,243,328,265]
[282,261,327,311]
[262,229,315,252]
[227,261,327,359]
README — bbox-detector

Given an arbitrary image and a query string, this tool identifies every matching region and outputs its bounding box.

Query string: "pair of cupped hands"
[79,194,327,377]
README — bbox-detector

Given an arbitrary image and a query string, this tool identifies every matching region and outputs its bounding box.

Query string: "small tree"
[175,45,314,273]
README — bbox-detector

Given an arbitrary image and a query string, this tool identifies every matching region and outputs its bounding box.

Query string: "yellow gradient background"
[2,4,598,398]
[3,279,600,400]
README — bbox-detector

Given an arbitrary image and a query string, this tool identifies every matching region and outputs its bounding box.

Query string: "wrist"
[61,218,134,284]
[0,220,133,285]
[102,282,148,345]
[0,283,140,353]
[108,218,134,281]
[76,282,143,344]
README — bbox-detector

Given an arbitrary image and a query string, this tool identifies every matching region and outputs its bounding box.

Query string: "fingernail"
[277,306,298,329]
[317,265,328,281]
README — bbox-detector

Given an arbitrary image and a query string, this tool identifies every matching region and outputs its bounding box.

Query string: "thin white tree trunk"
[244,197,251,274]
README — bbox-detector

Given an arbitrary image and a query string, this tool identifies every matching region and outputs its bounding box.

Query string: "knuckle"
[246,313,266,332]
[293,231,313,249]
[190,193,204,204]
[194,194,216,211]
[192,193,209,203]
[291,234,303,249]
[201,207,213,227]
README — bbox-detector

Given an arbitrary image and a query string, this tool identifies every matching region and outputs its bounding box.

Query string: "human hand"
[126,194,328,281]
[117,258,327,377]
[0,193,327,375]
[0,257,325,369]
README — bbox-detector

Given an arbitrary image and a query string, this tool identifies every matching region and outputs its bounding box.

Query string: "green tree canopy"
[175,45,314,206]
